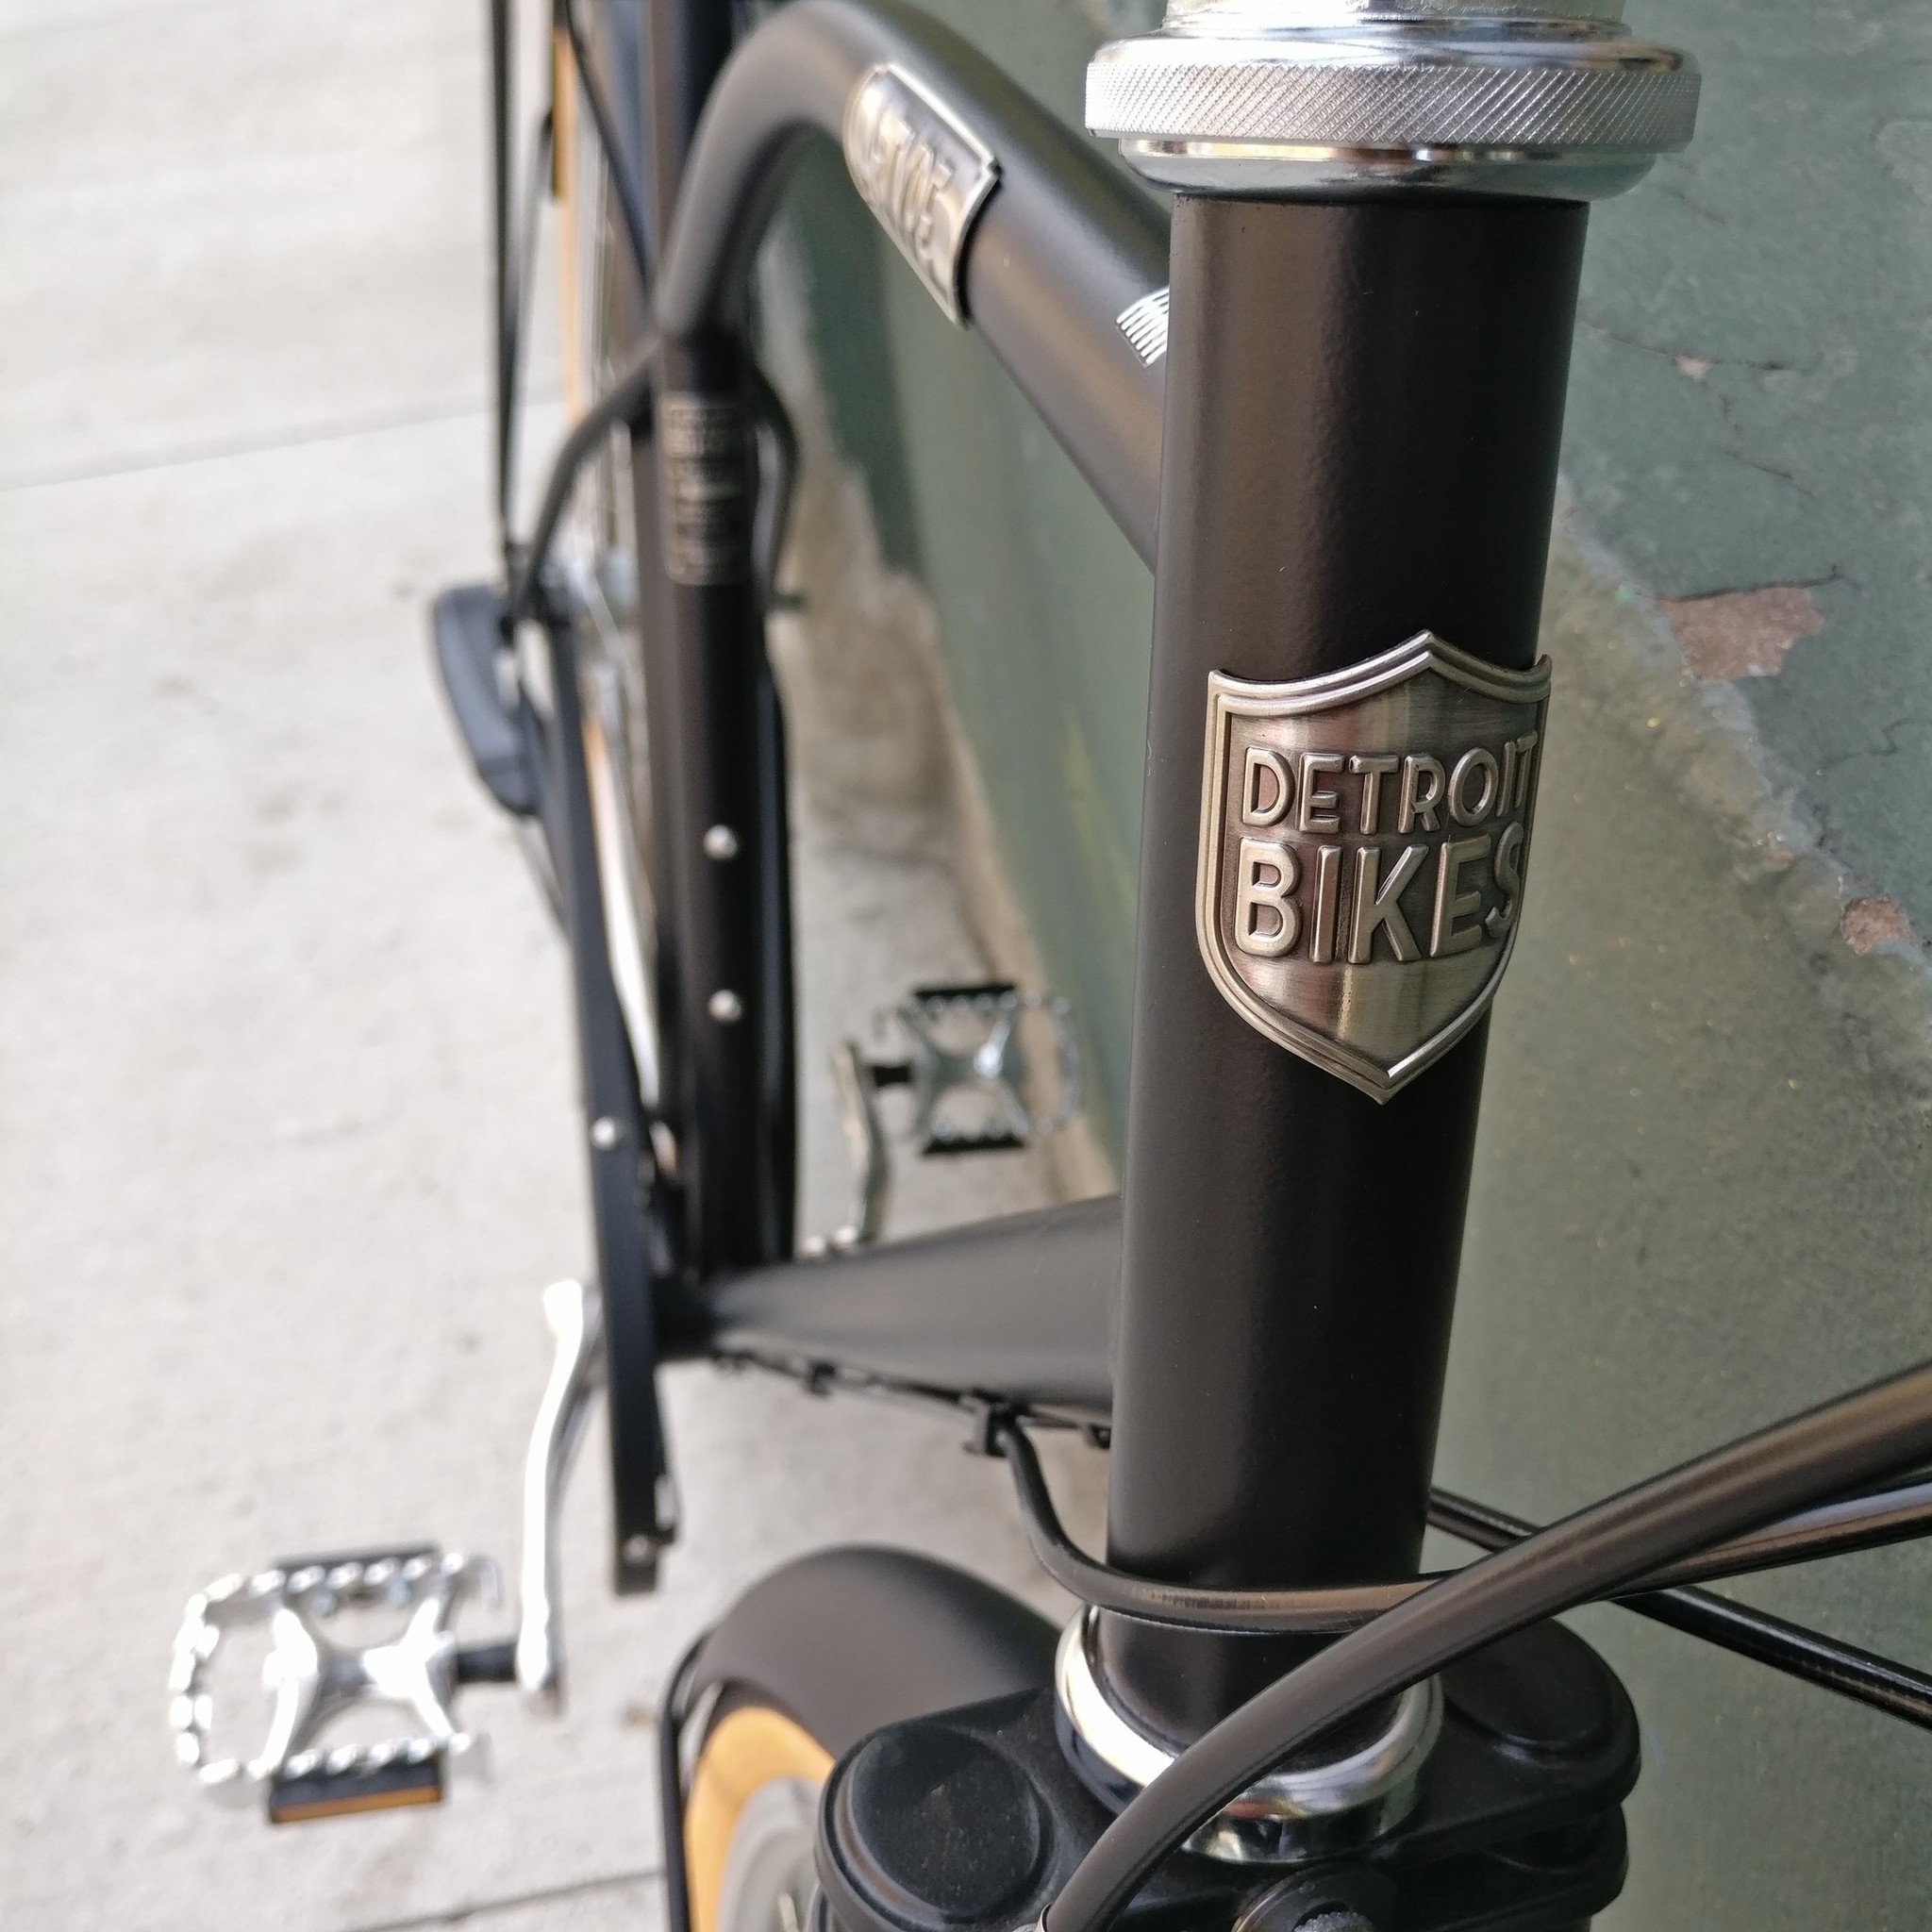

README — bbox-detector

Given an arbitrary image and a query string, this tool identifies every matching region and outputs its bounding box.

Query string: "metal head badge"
[1196,632,1550,1100]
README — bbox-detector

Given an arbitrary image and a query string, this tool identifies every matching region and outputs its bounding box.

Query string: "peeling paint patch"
[1673,354,1713,380]
[1842,897,1915,956]
[1660,585,1826,681]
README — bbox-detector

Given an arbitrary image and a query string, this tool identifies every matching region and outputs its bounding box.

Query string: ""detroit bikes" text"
[1229,735,1539,966]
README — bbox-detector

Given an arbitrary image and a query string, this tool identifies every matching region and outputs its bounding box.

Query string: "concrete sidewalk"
[0,5,1101,1925]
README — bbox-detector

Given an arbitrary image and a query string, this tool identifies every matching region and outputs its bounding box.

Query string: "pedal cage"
[812,984,1080,1254]
[170,1545,501,1824]
[901,983,1078,1154]
[171,1281,601,1825]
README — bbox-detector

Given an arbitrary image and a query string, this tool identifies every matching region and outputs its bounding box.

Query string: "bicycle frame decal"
[1196,633,1550,1100]
[658,393,752,587]
[842,64,1000,325]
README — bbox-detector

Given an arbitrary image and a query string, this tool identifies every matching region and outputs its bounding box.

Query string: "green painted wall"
[766,4,1932,1924]
[778,126,1155,1144]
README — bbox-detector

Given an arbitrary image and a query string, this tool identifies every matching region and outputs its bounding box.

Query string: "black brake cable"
[741,358,800,611]
[1623,1473,1932,1589]
[996,1414,1932,1635]
[508,334,659,624]
[996,1418,1416,1634]
[998,1411,1932,1727]
[537,1,797,624]
[1429,1486,1932,1730]
[1041,1357,1932,1932]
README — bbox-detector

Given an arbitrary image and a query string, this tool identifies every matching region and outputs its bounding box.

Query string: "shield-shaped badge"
[1196,632,1551,1100]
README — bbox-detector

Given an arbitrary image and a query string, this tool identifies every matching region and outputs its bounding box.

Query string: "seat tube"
[637,0,797,1276]
[1086,7,1698,1749]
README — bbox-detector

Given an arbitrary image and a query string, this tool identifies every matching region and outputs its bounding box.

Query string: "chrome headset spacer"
[1054,1607,1443,1864]
[1086,0,1699,203]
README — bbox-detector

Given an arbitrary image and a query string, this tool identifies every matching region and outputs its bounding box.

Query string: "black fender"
[689,1545,1058,1757]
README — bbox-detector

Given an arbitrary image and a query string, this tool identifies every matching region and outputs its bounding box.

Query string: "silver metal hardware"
[843,64,1001,324]
[590,1114,625,1151]
[1196,631,1549,1100]
[708,988,744,1024]
[806,985,1081,1254]
[830,1038,891,1248]
[1055,1607,1441,1863]
[515,1279,603,1708]
[704,823,741,860]
[170,1552,493,1817]
[1117,288,1171,366]
[172,1280,605,1819]
[1086,1,1699,201]
[900,987,1081,1151]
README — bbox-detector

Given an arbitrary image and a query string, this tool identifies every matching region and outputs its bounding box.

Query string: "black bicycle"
[170,5,1932,1929]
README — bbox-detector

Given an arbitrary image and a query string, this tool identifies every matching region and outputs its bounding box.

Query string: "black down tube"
[1101,196,1588,1740]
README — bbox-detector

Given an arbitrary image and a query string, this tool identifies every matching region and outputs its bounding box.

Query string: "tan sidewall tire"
[685,1705,835,1932]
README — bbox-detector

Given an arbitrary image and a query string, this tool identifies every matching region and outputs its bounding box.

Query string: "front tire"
[687,1702,834,1932]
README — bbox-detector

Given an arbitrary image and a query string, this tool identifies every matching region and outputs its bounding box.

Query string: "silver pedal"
[894,982,1080,1155]
[169,1547,497,1822]
[808,984,1080,1255]
[171,1280,602,1822]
